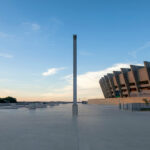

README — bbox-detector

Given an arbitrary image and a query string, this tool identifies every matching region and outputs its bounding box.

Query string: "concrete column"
[130,65,143,93]
[104,75,112,98]
[99,79,107,98]
[100,78,106,98]
[113,71,122,97]
[101,77,109,98]
[73,35,77,105]
[107,73,116,97]
[72,35,78,116]
[121,68,131,96]
[144,61,150,84]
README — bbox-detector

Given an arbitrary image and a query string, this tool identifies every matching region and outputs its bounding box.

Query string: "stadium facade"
[99,61,150,98]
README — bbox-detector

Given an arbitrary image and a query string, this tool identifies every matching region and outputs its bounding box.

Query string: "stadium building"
[99,61,150,98]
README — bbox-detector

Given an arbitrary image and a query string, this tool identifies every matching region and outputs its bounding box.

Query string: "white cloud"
[23,22,40,31]
[41,63,137,101]
[0,53,13,58]
[42,67,65,76]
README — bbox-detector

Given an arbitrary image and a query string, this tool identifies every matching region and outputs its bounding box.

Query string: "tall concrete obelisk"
[72,34,78,115]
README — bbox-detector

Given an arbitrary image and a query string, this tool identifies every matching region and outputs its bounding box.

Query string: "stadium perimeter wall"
[88,97,150,105]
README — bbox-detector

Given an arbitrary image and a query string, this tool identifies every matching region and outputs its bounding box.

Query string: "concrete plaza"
[0,104,150,150]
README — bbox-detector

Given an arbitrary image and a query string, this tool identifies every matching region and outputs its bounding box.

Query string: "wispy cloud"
[129,41,150,58]
[42,67,65,76]
[22,22,41,31]
[0,32,13,38]
[47,17,64,36]
[41,63,135,100]
[0,53,13,58]
[31,23,40,30]
[50,17,64,26]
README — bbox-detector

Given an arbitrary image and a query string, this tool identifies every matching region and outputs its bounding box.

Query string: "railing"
[119,103,150,111]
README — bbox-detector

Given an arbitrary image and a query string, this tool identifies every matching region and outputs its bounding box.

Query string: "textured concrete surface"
[0,104,150,150]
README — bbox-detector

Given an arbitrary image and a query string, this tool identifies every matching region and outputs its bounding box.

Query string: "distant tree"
[0,98,5,103]
[0,96,17,103]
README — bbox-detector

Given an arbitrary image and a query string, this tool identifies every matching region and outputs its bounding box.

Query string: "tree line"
[0,97,17,103]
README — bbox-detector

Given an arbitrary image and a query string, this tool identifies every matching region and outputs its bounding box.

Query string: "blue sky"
[0,0,150,101]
